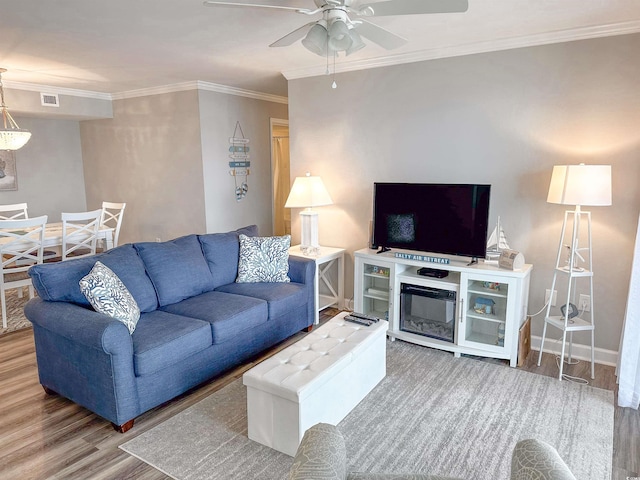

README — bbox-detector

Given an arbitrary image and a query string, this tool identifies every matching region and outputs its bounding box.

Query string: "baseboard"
[531,335,618,367]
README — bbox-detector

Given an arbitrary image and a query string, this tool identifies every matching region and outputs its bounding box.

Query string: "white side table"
[289,245,345,324]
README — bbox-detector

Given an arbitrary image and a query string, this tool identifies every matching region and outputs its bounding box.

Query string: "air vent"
[40,93,59,107]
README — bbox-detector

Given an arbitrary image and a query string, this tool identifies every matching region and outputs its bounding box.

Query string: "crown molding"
[110,81,199,100]
[112,80,288,104]
[196,81,288,104]
[282,20,640,80]
[2,80,112,100]
[4,79,288,105]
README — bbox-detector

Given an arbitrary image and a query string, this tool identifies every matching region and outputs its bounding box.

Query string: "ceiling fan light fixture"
[302,22,328,57]
[345,27,365,56]
[328,19,353,51]
[205,0,471,60]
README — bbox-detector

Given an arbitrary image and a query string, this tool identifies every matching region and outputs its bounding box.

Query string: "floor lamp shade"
[538,163,612,380]
[285,174,333,254]
[547,164,612,206]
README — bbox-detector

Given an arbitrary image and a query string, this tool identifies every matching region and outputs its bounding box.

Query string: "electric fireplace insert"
[400,283,457,343]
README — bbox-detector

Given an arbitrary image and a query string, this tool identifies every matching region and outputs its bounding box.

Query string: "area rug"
[120,340,614,480]
[0,288,32,336]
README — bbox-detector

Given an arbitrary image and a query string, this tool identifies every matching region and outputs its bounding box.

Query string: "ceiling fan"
[203,0,469,57]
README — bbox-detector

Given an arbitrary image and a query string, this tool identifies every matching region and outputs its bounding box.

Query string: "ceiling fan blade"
[356,0,468,16]
[203,1,312,13]
[356,20,407,50]
[270,22,315,47]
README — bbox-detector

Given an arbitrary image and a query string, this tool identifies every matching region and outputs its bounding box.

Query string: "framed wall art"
[0,150,18,191]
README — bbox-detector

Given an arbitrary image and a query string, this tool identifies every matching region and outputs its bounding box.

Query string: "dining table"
[44,222,114,250]
[0,221,114,251]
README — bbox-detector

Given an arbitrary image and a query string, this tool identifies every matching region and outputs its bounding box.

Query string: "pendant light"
[0,68,32,151]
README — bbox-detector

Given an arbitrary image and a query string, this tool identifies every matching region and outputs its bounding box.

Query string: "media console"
[354,248,532,367]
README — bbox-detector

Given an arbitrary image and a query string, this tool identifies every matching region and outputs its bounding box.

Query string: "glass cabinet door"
[459,274,516,353]
[358,261,392,320]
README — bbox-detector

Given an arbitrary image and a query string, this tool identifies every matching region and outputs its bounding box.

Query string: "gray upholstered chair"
[289,423,577,480]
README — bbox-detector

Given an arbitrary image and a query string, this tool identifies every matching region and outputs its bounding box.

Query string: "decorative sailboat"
[486,216,510,260]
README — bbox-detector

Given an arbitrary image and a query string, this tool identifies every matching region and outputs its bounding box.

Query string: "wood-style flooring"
[0,309,638,479]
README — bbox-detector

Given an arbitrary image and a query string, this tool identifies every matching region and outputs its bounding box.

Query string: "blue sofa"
[24,226,315,432]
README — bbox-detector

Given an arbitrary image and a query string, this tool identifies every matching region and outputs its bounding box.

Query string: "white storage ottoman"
[243,312,388,456]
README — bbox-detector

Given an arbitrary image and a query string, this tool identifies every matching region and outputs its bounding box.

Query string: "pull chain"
[331,51,337,89]
[325,45,330,76]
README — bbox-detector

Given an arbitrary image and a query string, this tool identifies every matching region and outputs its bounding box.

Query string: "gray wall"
[80,88,288,243]
[198,90,288,235]
[0,116,87,220]
[288,33,640,353]
[6,87,113,120]
[80,90,206,243]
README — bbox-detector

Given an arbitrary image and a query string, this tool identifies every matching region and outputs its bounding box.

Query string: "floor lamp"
[285,173,333,256]
[537,163,612,380]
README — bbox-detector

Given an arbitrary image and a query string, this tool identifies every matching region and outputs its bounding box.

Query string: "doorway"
[270,118,290,236]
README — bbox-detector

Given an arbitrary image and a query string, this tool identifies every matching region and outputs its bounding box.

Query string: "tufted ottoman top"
[243,312,388,402]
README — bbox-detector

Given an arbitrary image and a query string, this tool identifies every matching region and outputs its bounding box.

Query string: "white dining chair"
[61,209,102,261]
[100,201,126,249]
[0,203,58,261]
[0,215,48,328]
[0,203,29,220]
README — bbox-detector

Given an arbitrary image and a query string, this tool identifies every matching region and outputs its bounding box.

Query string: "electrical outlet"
[545,289,557,307]
[579,294,591,312]
[155,237,161,243]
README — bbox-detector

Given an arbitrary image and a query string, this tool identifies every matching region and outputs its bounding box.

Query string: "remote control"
[344,315,373,326]
[350,312,379,322]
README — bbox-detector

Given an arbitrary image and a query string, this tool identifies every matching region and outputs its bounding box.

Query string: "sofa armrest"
[25,298,132,354]
[24,298,139,426]
[349,474,459,479]
[288,255,316,286]
[511,439,576,480]
[290,424,458,480]
[288,256,316,327]
[290,423,347,480]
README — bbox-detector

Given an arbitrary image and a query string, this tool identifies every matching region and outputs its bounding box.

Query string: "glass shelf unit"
[355,259,397,321]
[460,275,516,353]
[361,264,391,319]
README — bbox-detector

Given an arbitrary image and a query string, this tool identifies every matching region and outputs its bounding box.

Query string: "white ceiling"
[1,0,640,98]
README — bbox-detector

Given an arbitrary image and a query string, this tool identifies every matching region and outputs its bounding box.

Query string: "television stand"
[354,248,532,367]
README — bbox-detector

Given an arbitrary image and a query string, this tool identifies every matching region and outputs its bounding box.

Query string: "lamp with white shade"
[285,173,333,256]
[546,164,612,272]
[537,163,612,381]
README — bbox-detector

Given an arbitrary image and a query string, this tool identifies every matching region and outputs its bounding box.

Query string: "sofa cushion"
[236,234,291,283]
[160,290,268,345]
[28,244,158,313]
[79,261,141,334]
[199,225,258,289]
[216,281,307,319]
[135,234,215,307]
[132,310,212,376]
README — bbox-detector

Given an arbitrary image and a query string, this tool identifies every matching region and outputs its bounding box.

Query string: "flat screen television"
[372,183,491,259]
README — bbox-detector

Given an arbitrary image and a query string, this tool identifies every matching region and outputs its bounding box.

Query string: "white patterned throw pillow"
[79,261,141,334]
[236,234,291,283]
